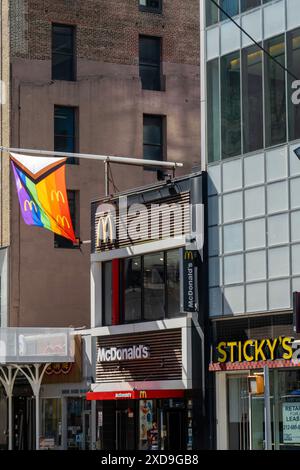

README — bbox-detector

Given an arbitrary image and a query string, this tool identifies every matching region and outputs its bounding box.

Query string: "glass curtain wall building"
[203,0,300,450]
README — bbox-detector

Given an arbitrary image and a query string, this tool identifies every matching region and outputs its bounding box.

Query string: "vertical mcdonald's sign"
[181,248,198,313]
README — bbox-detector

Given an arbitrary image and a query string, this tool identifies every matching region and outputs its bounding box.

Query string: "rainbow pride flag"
[10,152,76,242]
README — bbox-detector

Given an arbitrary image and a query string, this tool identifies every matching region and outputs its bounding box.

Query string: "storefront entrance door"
[165,410,185,451]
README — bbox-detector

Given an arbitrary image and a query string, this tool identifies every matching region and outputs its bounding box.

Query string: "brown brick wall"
[10,0,200,66]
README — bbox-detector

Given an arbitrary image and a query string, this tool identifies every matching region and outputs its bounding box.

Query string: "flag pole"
[1,146,183,170]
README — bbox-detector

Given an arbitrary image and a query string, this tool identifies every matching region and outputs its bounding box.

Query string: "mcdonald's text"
[97,345,150,363]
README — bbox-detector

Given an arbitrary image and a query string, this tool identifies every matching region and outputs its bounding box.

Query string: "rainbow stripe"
[11,160,76,242]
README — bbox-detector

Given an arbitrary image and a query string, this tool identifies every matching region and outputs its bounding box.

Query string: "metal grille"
[93,192,191,252]
[95,329,182,383]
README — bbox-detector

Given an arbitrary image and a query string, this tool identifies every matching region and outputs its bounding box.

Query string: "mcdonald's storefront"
[87,322,203,451]
[88,173,208,450]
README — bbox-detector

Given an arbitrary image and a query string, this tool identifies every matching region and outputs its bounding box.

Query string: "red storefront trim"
[209,359,300,372]
[112,259,120,325]
[86,389,185,401]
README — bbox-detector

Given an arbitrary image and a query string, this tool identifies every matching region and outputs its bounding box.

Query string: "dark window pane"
[139,36,161,91]
[242,45,263,153]
[54,190,78,249]
[287,28,300,141]
[207,59,220,162]
[103,262,113,326]
[206,0,219,26]
[221,51,241,159]
[139,0,162,12]
[52,24,75,81]
[143,115,163,161]
[167,250,181,318]
[54,106,77,164]
[124,257,142,323]
[144,252,165,321]
[265,35,286,147]
[220,0,239,20]
[241,0,261,12]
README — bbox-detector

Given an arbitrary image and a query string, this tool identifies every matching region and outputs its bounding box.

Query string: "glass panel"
[268,214,289,246]
[267,181,288,214]
[227,376,250,450]
[143,115,163,161]
[207,60,220,162]
[278,370,300,449]
[67,398,84,450]
[206,0,219,26]
[242,45,263,153]
[221,51,241,159]
[103,261,112,326]
[245,251,266,281]
[223,223,243,253]
[41,398,62,449]
[124,257,142,323]
[245,219,266,250]
[265,35,286,147]
[268,247,290,278]
[166,250,181,317]
[139,36,161,91]
[54,106,77,164]
[139,0,162,11]
[241,0,261,12]
[223,192,243,223]
[220,0,239,21]
[224,254,244,284]
[144,252,165,320]
[287,28,300,141]
[52,24,75,81]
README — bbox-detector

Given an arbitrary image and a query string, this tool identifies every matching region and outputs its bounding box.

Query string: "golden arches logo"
[51,190,65,204]
[184,251,194,261]
[96,214,115,246]
[139,391,147,399]
[56,215,70,229]
[24,200,37,213]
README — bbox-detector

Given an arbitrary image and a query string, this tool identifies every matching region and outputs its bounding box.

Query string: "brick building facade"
[0,0,200,328]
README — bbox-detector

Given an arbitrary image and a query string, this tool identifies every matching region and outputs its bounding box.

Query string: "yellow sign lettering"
[282,337,293,360]
[216,342,227,363]
[243,340,254,362]
[96,214,115,246]
[254,339,266,361]
[184,251,194,261]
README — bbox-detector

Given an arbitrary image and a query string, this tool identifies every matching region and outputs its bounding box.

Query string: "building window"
[287,28,300,141]
[102,261,113,326]
[143,252,165,321]
[52,24,75,81]
[123,256,142,323]
[242,45,263,153]
[143,115,164,162]
[264,35,286,148]
[207,59,220,163]
[54,190,79,249]
[139,0,162,13]
[220,0,239,21]
[139,36,162,91]
[102,249,182,326]
[54,106,78,165]
[221,51,241,159]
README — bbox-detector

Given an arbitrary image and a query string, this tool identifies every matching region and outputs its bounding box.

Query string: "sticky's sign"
[216,337,293,363]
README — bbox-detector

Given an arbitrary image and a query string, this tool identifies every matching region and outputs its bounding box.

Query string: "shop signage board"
[283,402,300,444]
[215,337,293,363]
[181,249,198,313]
[97,344,150,363]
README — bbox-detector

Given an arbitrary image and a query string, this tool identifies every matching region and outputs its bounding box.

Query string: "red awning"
[86,389,185,401]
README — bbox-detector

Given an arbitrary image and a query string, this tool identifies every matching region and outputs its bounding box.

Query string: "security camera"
[294,147,300,160]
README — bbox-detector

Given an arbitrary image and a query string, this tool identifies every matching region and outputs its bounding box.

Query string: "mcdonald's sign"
[24,200,37,213]
[139,391,147,399]
[96,213,115,246]
[51,190,65,204]
[56,215,70,228]
[181,248,198,313]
